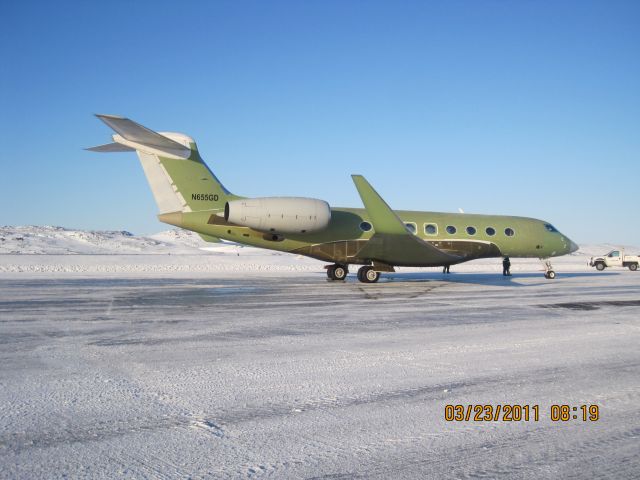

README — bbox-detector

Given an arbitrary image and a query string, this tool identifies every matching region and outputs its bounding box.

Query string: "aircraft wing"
[351,175,461,266]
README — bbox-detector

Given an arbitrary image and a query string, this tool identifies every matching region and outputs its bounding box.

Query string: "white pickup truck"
[589,249,640,271]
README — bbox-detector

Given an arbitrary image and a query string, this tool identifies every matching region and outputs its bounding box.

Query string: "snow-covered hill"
[0,226,317,274]
[0,226,210,255]
[569,243,640,257]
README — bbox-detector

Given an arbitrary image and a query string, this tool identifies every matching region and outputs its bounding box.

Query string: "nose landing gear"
[541,259,556,279]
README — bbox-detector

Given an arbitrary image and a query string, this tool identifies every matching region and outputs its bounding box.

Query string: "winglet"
[351,175,408,235]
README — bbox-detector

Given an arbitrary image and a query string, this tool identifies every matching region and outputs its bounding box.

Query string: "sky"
[1,1,638,244]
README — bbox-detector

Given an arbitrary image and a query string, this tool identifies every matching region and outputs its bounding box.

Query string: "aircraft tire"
[368,269,381,283]
[328,264,348,280]
[357,267,365,282]
[326,265,336,280]
[546,271,556,279]
[358,266,380,283]
[333,265,348,280]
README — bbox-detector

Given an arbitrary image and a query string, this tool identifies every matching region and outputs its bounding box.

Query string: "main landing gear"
[326,264,348,281]
[541,259,556,279]
[357,266,380,283]
[325,264,381,283]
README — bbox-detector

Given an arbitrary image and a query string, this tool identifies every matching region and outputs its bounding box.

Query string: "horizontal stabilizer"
[85,142,135,153]
[94,114,191,158]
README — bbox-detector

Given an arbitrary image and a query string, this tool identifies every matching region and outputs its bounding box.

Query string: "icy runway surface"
[1,269,639,478]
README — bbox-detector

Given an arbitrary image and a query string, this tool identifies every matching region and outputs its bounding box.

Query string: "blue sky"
[1,1,638,244]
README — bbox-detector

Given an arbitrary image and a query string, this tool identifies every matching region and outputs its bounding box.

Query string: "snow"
[0,226,208,255]
[0,227,639,478]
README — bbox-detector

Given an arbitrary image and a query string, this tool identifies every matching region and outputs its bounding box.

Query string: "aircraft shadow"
[379,271,619,287]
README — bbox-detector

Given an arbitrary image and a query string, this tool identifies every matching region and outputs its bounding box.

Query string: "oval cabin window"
[360,221,372,232]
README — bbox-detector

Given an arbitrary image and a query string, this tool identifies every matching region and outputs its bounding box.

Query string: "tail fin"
[87,114,236,215]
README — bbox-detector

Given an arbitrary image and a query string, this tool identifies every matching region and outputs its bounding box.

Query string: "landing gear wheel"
[327,264,348,281]
[541,259,557,279]
[326,265,335,279]
[333,265,348,280]
[629,263,638,271]
[595,262,605,271]
[357,266,380,283]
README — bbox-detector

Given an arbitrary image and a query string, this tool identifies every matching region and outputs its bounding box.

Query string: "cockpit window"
[544,224,558,233]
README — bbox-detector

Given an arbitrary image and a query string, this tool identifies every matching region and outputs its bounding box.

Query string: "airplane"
[88,114,579,283]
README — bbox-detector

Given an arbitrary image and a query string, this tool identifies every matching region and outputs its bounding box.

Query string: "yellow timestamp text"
[444,404,599,422]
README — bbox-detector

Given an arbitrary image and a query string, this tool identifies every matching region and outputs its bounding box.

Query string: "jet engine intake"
[224,197,331,234]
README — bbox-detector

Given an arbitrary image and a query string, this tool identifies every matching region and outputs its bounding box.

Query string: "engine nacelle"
[224,197,331,234]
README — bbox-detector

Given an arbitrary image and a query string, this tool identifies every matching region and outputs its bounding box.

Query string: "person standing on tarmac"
[443,264,450,274]
[502,256,511,276]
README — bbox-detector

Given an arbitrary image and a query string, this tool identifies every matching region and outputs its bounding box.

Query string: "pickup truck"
[589,249,640,271]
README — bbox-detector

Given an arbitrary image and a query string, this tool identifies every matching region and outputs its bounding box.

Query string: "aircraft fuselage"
[161,207,577,267]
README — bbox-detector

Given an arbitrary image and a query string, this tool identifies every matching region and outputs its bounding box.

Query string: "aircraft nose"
[568,239,579,253]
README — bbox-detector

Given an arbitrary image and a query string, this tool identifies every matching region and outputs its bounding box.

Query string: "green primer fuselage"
[163,206,575,267]
[156,144,576,266]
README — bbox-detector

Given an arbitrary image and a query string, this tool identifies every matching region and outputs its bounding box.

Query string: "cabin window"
[486,227,496,236]
[446,225,457,235]
[544,224,558,233]
[466,226,477,236]
[424,223,438,235]
[504,227,515,237]
[609,251,620,258]
[405,222,417,235]
[359,221,372,232]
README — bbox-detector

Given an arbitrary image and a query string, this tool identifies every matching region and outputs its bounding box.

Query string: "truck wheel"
[595,262,605,271]
[629,263,638,271]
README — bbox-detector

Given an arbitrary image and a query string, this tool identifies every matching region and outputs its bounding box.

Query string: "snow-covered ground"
[0,227,639,478]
